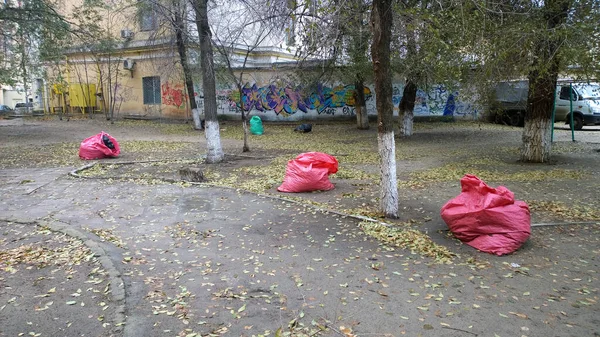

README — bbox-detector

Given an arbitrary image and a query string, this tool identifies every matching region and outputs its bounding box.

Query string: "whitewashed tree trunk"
[191,108,203,130]
[398,81,417,138]
[378,131,398,218]
[356,103,369,129]
[194,0,223,163]
[399,110,413,137]
[205,120,224,163]
[520,118,552,162]
[372,0,398,218]
[519,0,568,163]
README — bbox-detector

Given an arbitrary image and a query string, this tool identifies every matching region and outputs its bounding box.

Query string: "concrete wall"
[196,81,481,121]
[1,86,26,108]
[46,61,482,121]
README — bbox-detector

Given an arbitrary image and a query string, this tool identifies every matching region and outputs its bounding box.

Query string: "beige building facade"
[44,0,299,120]
[44,1,482,122]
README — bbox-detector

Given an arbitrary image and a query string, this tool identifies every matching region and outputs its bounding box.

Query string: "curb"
[0,217,126,333]
[70,161,600,230]
[69,161,394,229]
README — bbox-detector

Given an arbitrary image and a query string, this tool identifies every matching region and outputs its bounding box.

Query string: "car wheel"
[509,112,522,127]
[572,115,583,130]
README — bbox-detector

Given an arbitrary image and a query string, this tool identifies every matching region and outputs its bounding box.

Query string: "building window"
[139,1,157,31]
[143,76,161,104]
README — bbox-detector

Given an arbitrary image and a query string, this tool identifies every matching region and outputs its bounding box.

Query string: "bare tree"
[150,0,204,129]
[212,0,281,152]
[287,0,372,130]
[59,1,133,123]
[0,0,71,89]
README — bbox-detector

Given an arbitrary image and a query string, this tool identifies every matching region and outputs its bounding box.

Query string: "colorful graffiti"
[391,84,478,117]
[192,81,479,119]
[226,83,373,116]
[161,81,186,108]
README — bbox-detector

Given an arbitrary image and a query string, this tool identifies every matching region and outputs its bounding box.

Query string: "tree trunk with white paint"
[521,67,556,162]
[521,114,552,162]
[398,81,417,137]
[191,108,203,130]
[520,0,570,163]
[355,78,370,130]
[371,0,398,219]
[194,0,223,163]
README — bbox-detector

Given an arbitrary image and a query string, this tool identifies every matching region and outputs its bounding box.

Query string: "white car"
[14,102,33,115]
[555,84,600,130]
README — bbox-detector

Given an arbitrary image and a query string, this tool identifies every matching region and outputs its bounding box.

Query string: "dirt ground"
[1,116,600,242]
[1,116,599,226]
[1,116,599,337]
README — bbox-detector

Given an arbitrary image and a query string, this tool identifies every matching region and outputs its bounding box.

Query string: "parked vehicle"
[0,104,13,115]
[492,81,600,130]
[555,84,600,130]
[14,102,34,115]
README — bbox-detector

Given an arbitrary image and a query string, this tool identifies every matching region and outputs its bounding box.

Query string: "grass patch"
[400,157,585,189]
[527,200,600,221]
[0,143,81,169]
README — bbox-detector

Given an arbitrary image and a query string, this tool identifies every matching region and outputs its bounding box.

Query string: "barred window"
[139,1,157,31]
[142,76,161,104]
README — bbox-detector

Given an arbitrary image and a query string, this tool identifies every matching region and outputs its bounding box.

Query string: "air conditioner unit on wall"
[123,59,135,70]
[120,29,134,39]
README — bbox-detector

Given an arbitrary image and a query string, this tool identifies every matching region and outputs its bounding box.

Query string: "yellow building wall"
[118,56,188,119]
[48,52,189,119]
[68,83,97,107]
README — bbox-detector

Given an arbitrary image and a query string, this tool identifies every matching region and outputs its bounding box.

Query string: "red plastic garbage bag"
[277,152,338,193]
[440,174,530,255]
[79,132,120,160]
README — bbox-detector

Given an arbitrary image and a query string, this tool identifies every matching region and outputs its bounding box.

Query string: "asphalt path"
[1,166,598,337]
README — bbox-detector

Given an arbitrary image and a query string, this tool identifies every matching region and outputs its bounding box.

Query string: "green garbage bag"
[250,116,264,135]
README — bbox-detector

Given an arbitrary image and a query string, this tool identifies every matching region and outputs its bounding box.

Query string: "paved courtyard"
[1,118,599,337]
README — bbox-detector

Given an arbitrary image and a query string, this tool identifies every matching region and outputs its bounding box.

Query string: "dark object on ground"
[440,174,530,255]
[277,152,338,193]
[102,134,115,149]
[179,167,205,182]
[79,132,120,160]
[294,124,312,133]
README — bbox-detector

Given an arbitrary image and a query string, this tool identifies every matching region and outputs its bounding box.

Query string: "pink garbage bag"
[277,152,338,193]
[79,132,120,160]
[440,174,530,255]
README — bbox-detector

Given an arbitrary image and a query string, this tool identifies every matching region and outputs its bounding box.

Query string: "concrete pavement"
[1,165,599,337]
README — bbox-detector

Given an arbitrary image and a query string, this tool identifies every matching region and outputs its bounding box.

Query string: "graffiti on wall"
[162,81,186,108]
[391,84,479,118]
[193,82,479,118]
[114,83,138,104]
[244,83,371,116]
[197,83,373,116]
